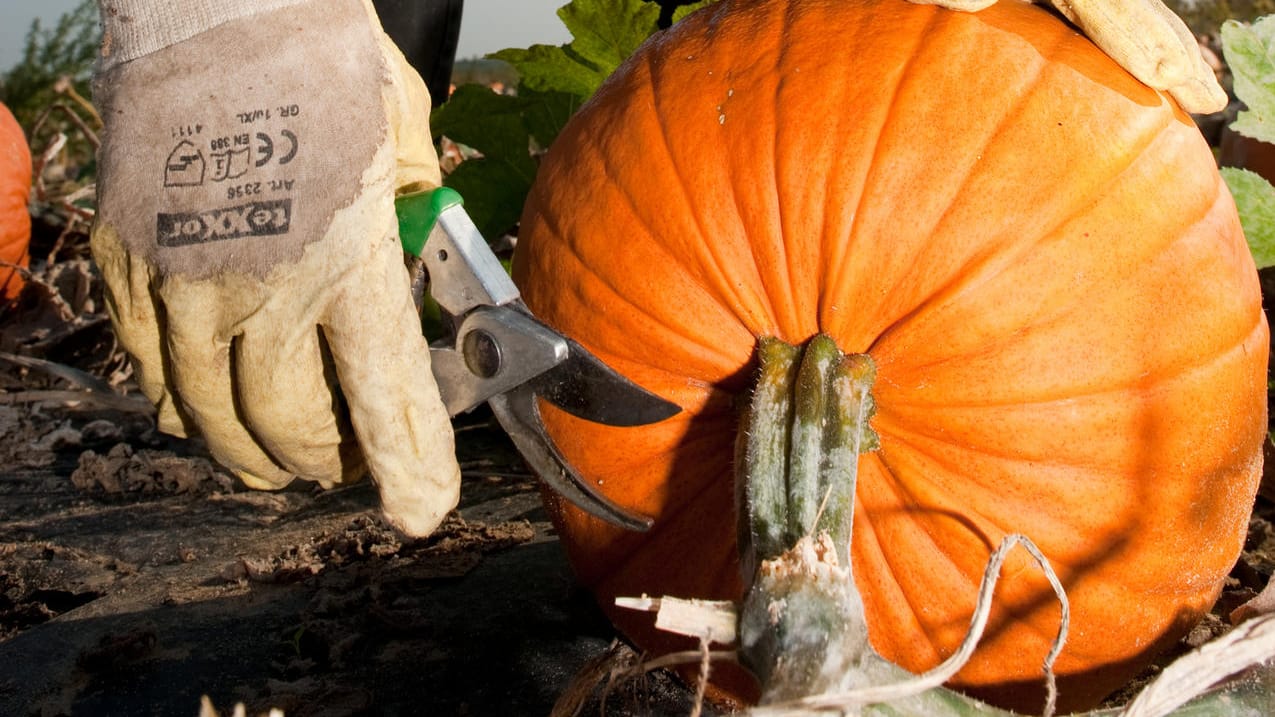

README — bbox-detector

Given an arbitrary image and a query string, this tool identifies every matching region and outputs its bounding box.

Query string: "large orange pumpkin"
[0,101,31,301]
[513,0,1268,711]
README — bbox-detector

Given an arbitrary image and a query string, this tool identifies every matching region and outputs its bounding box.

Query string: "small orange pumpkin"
[0,101,31,300]
[513,0,1267,711]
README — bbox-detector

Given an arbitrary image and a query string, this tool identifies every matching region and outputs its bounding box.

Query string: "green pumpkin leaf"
[558,0,662,78]
[430,84,535,170]
[518,86,585,150]
[1222,16,1275,144]
[492,0,662,100]
[429,85,539,237]
[439,157,533,241]
[489,44,605,98]
[1223,166,1275,269]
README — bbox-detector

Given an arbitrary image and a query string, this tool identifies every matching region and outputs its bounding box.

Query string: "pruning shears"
[396,187,677,532]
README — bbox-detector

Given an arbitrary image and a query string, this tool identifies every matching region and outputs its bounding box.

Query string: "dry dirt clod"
[71,443,236,496]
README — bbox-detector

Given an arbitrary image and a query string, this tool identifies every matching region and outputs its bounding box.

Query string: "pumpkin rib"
[581,181,766,376]
[843,13,1073,349]
[869,424,1131,553]
[855,492,1061,672]
[867,117,1179,362]
[870,438,1039,586]
[818,7,939,336]
[852,469,947,668]
[526,172,749,378]
[860,442,1168,685]
[871,162,1219,391]
[770,0,807,338]
[640,48,771,334]
[871,323,1267,506]
[868,319,1267,560]
[862,454,989,595]
[829,8,937,339]
[623,39,794,345]
[816,8,1021,346]
[854,24,1182,361]
[855,458,991,666]
[874,415,1102,484]
[850,35,1077,351]
[877,303,1264,414]
[870,161,1245,415]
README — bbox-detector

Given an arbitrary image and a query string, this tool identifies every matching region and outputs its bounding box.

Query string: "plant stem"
[736,334,899,702]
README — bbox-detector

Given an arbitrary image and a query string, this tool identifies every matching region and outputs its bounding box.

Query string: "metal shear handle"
[397,188,680,532]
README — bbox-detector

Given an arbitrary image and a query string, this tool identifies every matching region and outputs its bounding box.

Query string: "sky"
[0,0,572,73]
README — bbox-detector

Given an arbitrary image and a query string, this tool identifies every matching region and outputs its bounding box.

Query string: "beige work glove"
[910,0,1227,114]
[91,0,460,536]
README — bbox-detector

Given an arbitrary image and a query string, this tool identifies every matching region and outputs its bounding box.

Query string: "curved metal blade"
[489,385,654,532]
[530,335,681,428]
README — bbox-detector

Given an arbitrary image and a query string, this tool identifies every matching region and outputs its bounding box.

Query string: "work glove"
[909,0,1227,114]
[90,0,460,536]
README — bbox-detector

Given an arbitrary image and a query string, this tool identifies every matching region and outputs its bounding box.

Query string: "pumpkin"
[0,101,31,300]
[512,0,1268,712]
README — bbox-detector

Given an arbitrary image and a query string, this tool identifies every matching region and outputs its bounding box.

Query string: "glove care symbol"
[210,146,252,182]
[164,141,205,187]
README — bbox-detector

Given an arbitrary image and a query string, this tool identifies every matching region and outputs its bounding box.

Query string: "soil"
[0,244,702,715]
[0,397,702,717]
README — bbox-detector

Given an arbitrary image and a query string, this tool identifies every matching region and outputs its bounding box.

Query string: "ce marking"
[254,130,298,168]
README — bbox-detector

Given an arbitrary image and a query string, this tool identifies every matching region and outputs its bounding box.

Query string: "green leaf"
[519,87,584,150]
[430,85,535,171]
[441,158,533,240]
[489,44,605,98]
[1223,166,1275,269]
[492,0,666,101]
[558,0,662,77]
[431,84,580,236]
[1222,17,1275,144]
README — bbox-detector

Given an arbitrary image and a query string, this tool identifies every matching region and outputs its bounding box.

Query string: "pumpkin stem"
[735,334,902,702]
[736,335,878,580]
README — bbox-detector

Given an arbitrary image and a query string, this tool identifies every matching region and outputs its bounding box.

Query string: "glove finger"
[160,277,297,490]
[322,239,460,537]
[90,223,192,437]
[1147,0,1226,113]
[234,314,364,487]
[1168,67,1228,115]
[1059,0,1193,90]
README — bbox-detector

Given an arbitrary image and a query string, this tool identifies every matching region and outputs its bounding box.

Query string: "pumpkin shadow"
[869,349,1251,715]
[880,502,1135,714]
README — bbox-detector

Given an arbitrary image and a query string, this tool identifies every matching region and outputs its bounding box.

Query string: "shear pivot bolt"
[463,329,503,379]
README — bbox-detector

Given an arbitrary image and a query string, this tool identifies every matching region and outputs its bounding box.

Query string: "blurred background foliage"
[0,0,98,179]
[1169,0,1275,33]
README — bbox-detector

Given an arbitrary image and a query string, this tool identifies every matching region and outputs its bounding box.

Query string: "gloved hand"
[909,0,1227,114]
[91,0,460,536]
